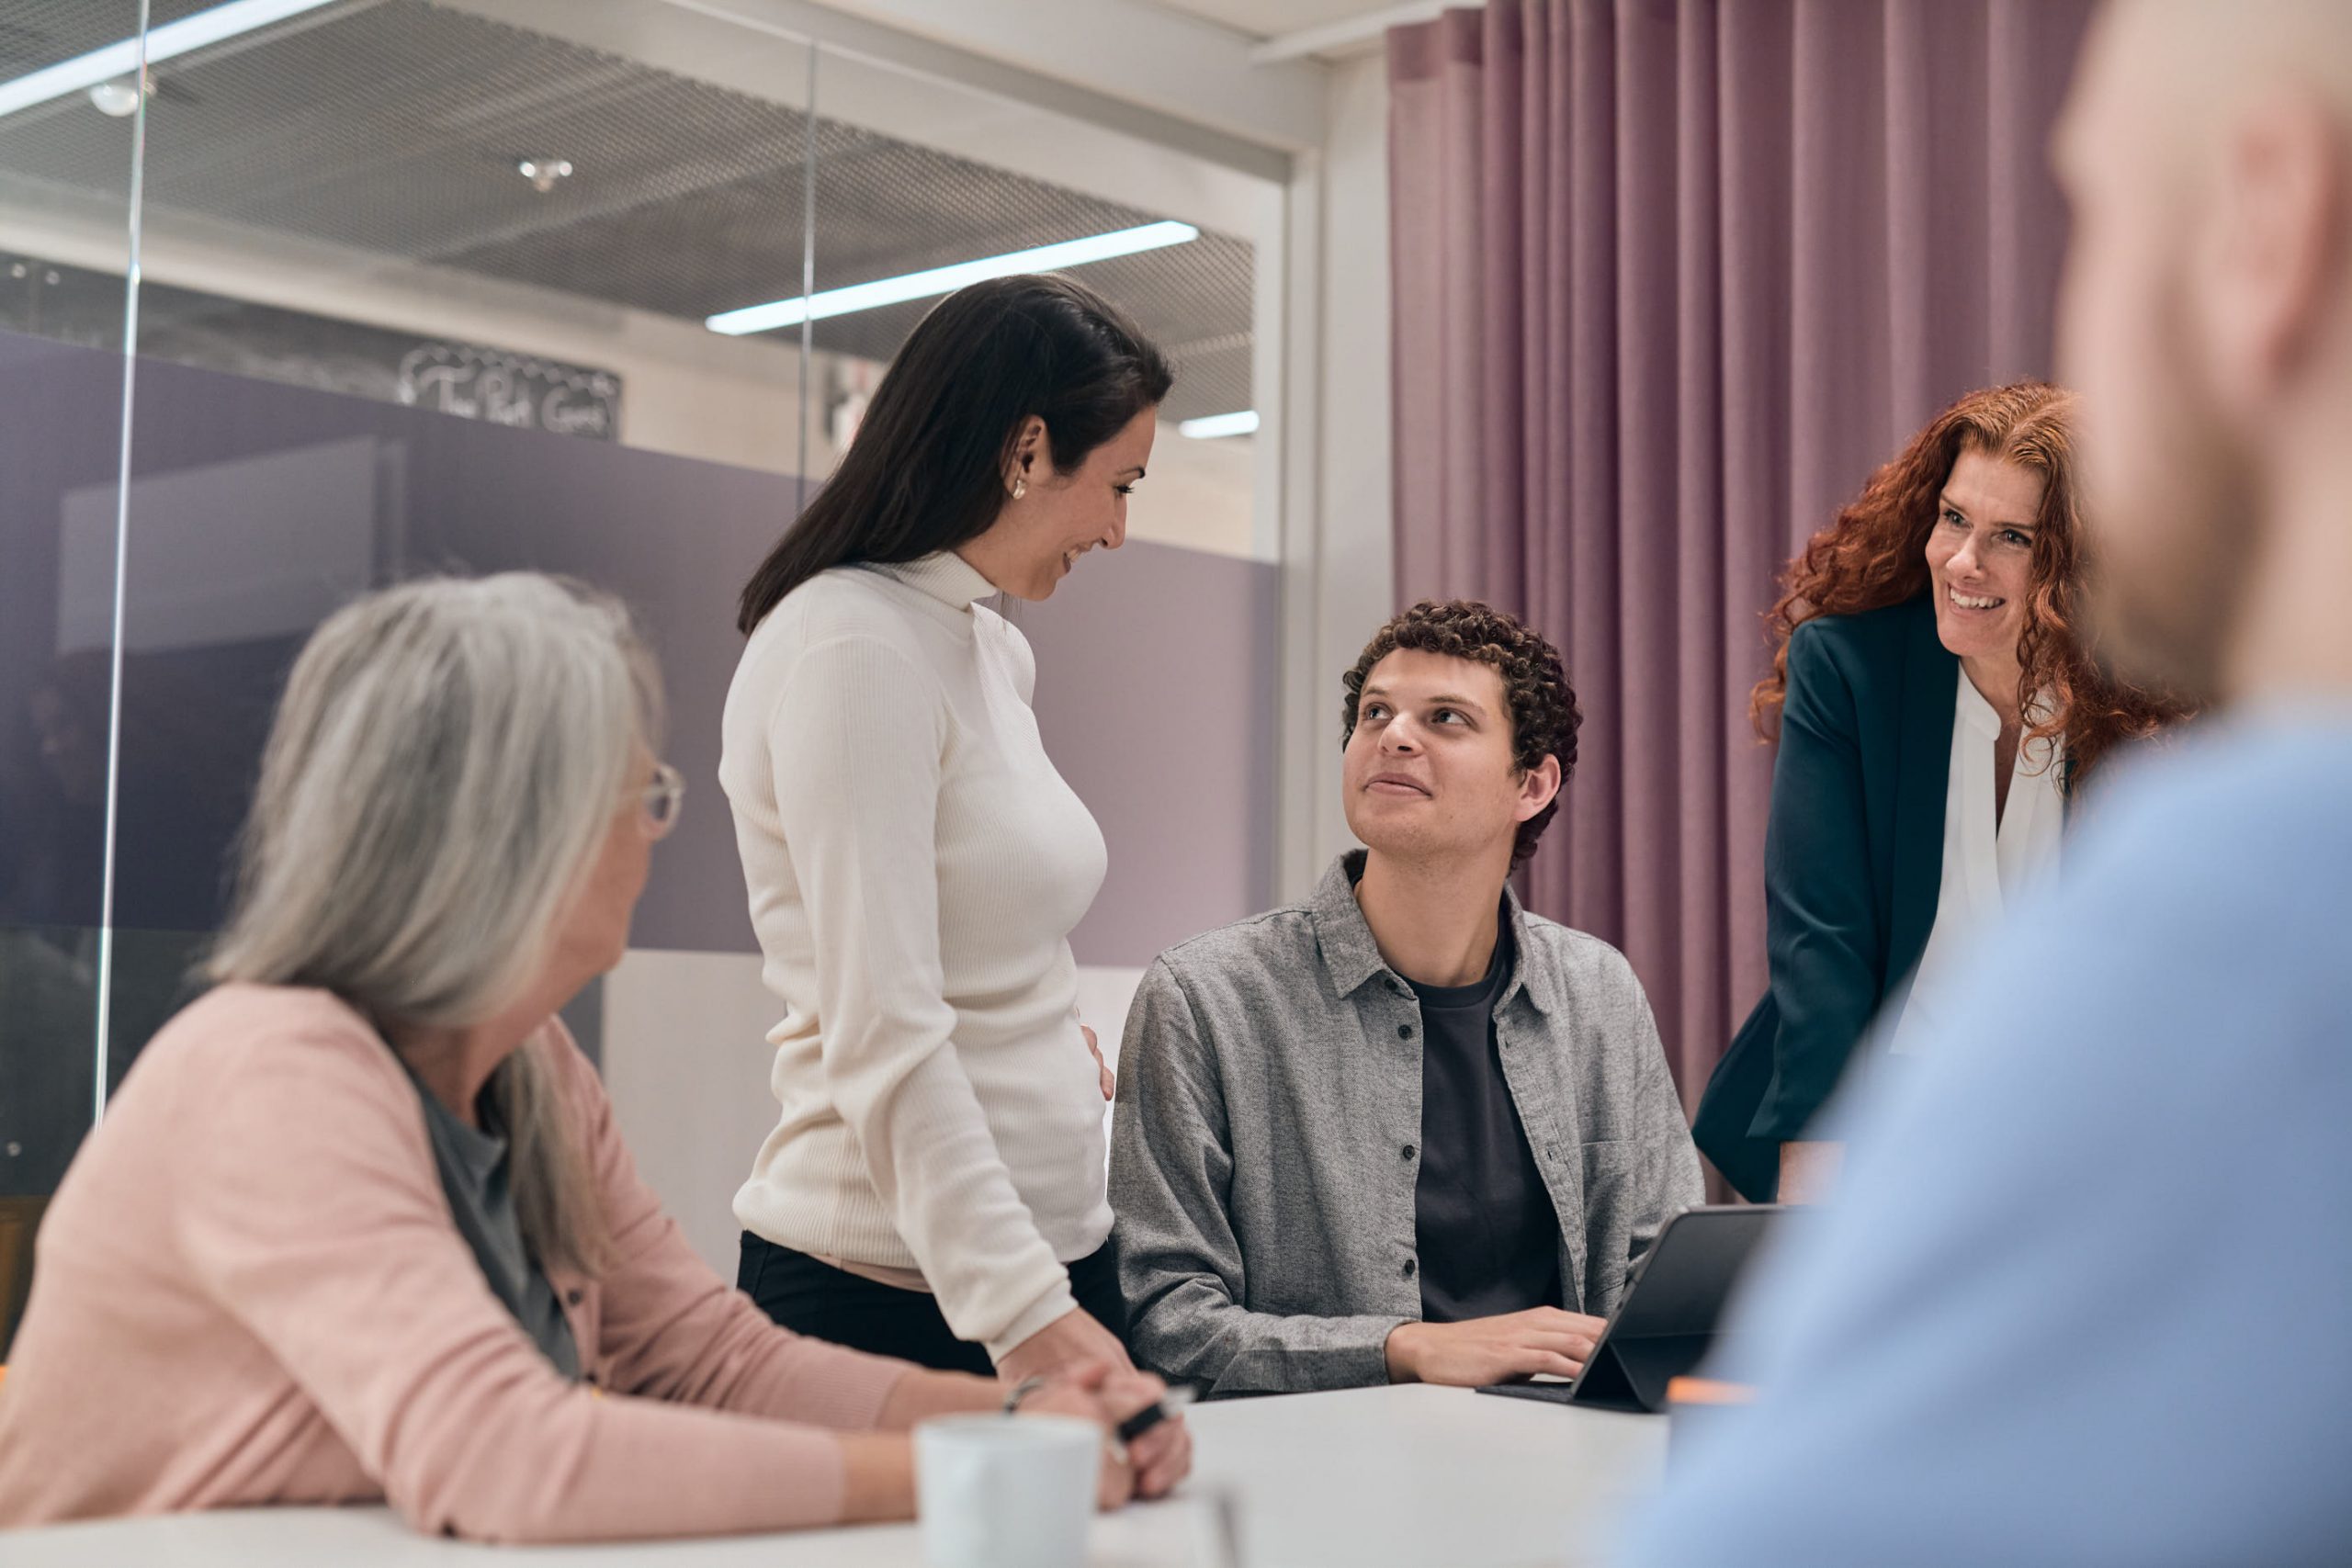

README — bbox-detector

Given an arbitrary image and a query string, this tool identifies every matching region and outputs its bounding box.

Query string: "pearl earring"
[1012,478,1027,501]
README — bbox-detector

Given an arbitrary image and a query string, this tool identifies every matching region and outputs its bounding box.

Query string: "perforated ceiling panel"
[0,0,1257,421]
[0,1,221,77]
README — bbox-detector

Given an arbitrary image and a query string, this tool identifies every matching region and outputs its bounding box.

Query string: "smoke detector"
[516,156,573,193]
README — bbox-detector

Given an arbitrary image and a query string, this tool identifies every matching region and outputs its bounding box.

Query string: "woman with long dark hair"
[1693,382,2185,1202]
[722,274,1173,1384]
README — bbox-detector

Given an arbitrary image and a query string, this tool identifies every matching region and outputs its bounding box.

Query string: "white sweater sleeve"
[764,635,1075,1357]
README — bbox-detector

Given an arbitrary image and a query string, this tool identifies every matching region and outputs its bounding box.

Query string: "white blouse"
[1889,674,2065,1055]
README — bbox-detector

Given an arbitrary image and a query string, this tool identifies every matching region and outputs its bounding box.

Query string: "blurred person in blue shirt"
[1623,2,2352,1563]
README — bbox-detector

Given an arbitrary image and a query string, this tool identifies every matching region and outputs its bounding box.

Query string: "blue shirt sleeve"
[1620,718,2352,1568]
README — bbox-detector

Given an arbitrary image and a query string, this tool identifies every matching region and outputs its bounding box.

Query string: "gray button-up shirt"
[1110,852,1704,1398]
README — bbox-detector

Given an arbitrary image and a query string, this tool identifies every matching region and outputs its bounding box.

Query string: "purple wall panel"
[1015,538,1278,969]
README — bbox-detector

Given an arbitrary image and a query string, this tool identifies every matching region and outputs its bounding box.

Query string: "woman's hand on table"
[1021,1363,1193,1506]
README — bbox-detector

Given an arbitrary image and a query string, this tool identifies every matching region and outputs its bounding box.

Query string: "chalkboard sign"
[395,344,619,440]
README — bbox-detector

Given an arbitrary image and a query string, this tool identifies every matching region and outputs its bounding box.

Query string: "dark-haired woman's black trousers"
[736,1232,1126,1376]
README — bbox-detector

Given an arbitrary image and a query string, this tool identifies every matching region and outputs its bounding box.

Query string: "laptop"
[1475,1203,1784,1414]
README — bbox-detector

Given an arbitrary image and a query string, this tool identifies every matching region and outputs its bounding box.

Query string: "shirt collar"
[874,550,999,610]
[1959,676,2069,770]
[404,1067,508,1183]
[1956,671,2003,739]
[1307,851,1556,1015]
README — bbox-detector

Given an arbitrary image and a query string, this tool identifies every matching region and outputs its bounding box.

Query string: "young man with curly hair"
[1108,602,1702,1398]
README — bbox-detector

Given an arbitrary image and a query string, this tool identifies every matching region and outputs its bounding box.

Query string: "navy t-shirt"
[1408,919,1563,1322]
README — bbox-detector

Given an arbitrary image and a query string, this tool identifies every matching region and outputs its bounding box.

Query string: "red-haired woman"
[1693,381,2184,1202]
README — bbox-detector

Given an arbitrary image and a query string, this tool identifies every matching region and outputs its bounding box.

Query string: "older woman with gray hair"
[0,574,1187,1543]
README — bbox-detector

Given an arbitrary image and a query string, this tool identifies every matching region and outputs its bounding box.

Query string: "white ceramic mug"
[915,1413,1100,1568]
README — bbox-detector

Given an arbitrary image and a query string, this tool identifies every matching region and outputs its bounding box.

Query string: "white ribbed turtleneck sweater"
[719,550,1110,1358]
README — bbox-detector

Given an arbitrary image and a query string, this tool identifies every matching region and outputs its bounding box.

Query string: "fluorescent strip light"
[0,0,342,120]
[707,220,1200,336]
[1180,410,1260,440]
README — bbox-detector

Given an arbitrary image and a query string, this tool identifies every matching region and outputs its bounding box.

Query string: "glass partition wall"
[0,0,145,1350]
[0,0,1283,1337]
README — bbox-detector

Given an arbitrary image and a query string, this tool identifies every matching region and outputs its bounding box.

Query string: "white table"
[2,1385,1668,1568]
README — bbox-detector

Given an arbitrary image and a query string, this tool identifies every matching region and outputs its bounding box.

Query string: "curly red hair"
[1751,380,2184,784]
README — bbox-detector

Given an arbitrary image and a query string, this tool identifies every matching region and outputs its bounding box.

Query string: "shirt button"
[1401,1258,1417,1280]
[1401,1144,1417,1161]
[1397,1023,1414,1039]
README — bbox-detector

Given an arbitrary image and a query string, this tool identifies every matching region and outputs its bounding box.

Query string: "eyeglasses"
[639,761,685,840]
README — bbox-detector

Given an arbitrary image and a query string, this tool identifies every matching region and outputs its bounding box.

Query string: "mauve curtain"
[1385,0,2097,1120]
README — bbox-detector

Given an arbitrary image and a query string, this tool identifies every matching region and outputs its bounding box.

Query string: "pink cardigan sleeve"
[174,1016,906,1543]
[543,1022,915,1425]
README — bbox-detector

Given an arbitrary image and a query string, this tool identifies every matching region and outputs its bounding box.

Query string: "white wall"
[1136,429,1261,559]
[603,949,1144,1277]
[600,951,786,1278]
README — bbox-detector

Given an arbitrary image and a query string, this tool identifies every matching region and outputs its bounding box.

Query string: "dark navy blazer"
[1695,596,1960,1201]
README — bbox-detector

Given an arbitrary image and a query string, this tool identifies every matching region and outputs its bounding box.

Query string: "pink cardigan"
[0,985,915,1542]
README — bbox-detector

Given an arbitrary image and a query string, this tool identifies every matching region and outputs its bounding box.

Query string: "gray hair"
[210,573,661,1273]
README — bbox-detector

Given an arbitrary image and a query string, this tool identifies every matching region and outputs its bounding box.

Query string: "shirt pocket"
[1576,1138,1650,1216]
[1574,1140,1655,1314]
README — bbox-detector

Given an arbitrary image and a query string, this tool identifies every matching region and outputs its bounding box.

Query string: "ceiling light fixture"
[706,220,1200,336]
[0,0,342,121]
[517,156,574,193]
[1179,410,1260,440]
